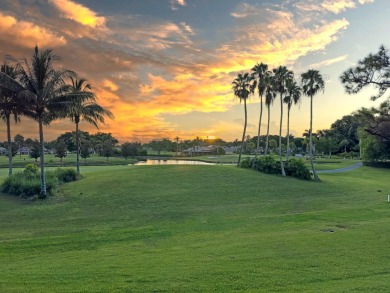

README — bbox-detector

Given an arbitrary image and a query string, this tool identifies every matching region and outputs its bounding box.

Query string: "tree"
[284,79,301,160]
[232,72,254,166]
[269,139,277,151]
[30,139,40,162]
[14,134,24,158]
[355,101,390,141]
[80,140,91,163]
[251,63,269,165]
[54,140,67,162]
[301,69,325,181]
[101,140,114,161]
[121,142,141,159]
[174,136,180,157]
[264,73,276,155]
[1,46,73,198]
[340,45,390,101]
[273,66,293,176]
[90,132,118,156]
[0,64,26,176]
[59,77,113,174]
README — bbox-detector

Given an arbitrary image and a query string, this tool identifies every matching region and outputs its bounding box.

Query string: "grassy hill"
[1,165,389,292]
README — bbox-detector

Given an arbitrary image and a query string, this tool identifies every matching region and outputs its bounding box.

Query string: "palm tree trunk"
[38,115,47,198]
[265,106,270,155]
[279,94,286,176]
[6,115,12,176]
[253,95,263,168]
[76,122,80,175]
[237,99,247,167]
[286,106,291,161]
[310,95,319,181]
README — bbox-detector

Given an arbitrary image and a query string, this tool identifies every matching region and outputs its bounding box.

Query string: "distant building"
[18,147,30,155]
[182,146,215,156]
[182,145,239,156]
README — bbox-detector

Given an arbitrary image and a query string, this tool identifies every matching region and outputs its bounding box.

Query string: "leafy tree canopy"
[341,45,390,101]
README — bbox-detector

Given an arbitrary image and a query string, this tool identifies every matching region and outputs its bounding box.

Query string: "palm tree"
[232,72,253,166]
[264,73,276,155]
[0,64,26,176]
[175,136,180,157]
[273,66,293,176]
[284,79,302,161]
[301,69,325,181]
[1,46,74,198]
[60,77,113,175]
[251,63,269,165]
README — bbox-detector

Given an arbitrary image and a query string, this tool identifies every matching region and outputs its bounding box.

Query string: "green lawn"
[1,165,389,291]
[0,153,137,168]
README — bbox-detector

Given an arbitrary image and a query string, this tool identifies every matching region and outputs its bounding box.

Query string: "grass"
[1,165,389,291]
[0,153,137,168]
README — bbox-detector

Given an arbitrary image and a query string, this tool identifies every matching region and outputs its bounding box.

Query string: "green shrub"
[363,161,390,169]
[240,156,311,180]
[52,168,79,183]
[240,157,252,168]
[254,156,281,174]
[285,159,311,180]
[1,173,59,198]
[23,163,38,175]
[1,167,78,198]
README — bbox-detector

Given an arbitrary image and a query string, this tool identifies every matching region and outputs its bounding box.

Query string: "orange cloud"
[0,11,66,48]
[103,79,119,92]
[49,0,106,28]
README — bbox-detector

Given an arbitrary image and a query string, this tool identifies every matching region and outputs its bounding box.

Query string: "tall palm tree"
[251,63,269,165]
[264,73,276,155]
[284,79,302,160]
[273,66,293,176]
[175,136,180,157]
[59,77,113,175]
[0,64,26,176]
[1,46,74,198]
[301,69,325,181]
[232,72,253,167]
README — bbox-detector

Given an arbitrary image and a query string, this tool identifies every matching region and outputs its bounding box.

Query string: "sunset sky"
[1,0,389,143]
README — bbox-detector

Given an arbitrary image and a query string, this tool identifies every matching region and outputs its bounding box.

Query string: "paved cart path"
[317,162,363,173]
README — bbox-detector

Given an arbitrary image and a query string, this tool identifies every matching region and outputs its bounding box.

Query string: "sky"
[0,0,389,143]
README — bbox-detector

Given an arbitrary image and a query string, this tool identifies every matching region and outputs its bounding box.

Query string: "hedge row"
[241,156,311,180]
[363,161,390,169]
[1,164,79,198]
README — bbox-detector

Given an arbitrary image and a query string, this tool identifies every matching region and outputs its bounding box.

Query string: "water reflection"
[134,159,214,165]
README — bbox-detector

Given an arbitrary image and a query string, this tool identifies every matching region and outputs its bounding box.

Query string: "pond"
[133,159,215,165]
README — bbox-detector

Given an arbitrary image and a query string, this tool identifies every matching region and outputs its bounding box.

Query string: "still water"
[134,159,214,165]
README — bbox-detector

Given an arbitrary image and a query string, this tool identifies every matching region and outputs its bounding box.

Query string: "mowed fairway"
[1,165,390,292]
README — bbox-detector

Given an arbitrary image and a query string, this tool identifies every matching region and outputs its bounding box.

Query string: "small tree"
[80,140,91,163]
[54,140,67,162]
[30,140,40,162]
[101,140,114,161]
[14,134,24,158]
[121,142,141,159]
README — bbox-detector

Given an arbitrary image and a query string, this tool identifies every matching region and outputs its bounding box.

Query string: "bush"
[240,157,252,168]
[254,156,281,174]
[240,156,311,180]
[1,173,59,198]
[285,159,312,180]
[52,168,79,183]
[1,166,79,198]
[363,161,390,169]
[23,163,38,175]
